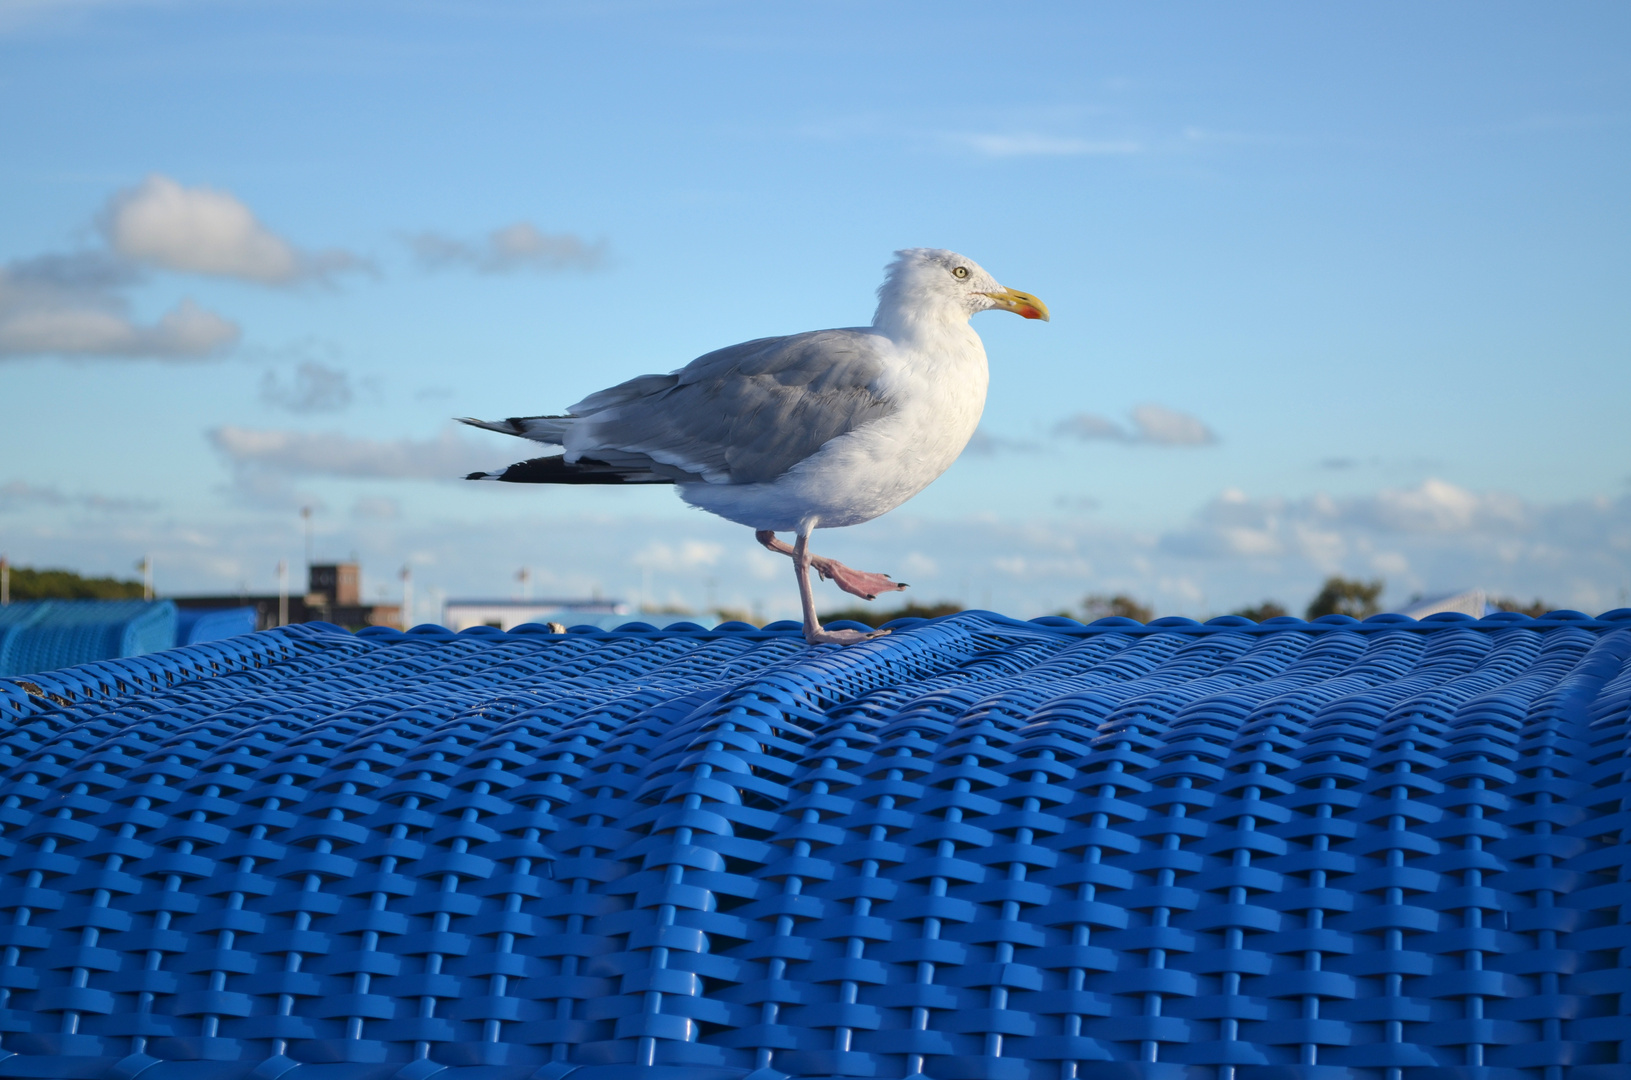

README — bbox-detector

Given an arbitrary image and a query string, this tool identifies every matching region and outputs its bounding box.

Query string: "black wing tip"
[467,455,676,485]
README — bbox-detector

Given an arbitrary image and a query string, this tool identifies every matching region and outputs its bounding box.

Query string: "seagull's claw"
[805,627,891,646]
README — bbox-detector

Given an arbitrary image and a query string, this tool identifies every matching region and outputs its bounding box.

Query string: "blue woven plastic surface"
[0,601,177,677]
[175,608,257,647]
[1,610,1629,1080]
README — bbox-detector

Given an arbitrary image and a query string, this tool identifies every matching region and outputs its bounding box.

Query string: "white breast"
[679,323,989,532]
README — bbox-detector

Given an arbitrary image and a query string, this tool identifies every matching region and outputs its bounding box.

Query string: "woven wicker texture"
[1,610,1629,1080]
[176,609,257,648]
[0,602,178,678]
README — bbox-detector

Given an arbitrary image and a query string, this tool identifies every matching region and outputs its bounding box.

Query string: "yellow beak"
[981,287,1050,321]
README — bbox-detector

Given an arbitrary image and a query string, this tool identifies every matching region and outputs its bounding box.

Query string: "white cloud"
[744,549,781,581]
[632,539,725,572]
[961,427,1042,456]
[0,253,238,360]
[407,222,606,274]
[101,175,366,285]
[1164,479,1538,557]
[260,362,355,414]
[1359,477,1527,533]
[1054,404,1218,446]
[952,133,1143,158]
[1053,413,1124,441]
[1371,551,1411,576]
[1129,404,1217,446]
[901,551,938,580]
[216,468,320,511]
[351,496,400,520]
[208,425,494,480]
[0,172,364,360]
[1157,479,1631,610]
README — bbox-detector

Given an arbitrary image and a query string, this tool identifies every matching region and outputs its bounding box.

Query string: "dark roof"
[1,610,1629,1080]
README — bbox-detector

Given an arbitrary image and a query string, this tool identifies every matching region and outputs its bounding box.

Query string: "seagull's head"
[873,248,1049,336]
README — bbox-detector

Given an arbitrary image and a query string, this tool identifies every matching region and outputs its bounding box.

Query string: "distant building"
[1399,588,1496,619]
[308,562,360,606]
[173,562,401,631]
[443,597,629,631]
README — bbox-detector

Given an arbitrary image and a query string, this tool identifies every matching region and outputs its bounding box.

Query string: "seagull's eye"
[952,266,970,279]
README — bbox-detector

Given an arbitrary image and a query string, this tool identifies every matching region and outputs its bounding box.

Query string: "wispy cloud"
[101,175,369,286]
[950,133,1143,158]
[209,425,494,480]
[1180,127,1285,148]
[0,0,156,34]
[1054,404,1218,447]
[0,479,158,513]
[1053,413,1125,441]
[406,222,606,274]
[0,251,238,360]
[961,427,1042,456]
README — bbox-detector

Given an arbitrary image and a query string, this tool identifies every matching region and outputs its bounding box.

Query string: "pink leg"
[755,529,908,602]
[790,526,890,646]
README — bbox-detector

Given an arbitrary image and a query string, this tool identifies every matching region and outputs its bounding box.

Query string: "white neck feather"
[871,278,970,343]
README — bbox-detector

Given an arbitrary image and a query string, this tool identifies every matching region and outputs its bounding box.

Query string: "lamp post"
[137,556,153,601]
[401,566,413,630]
[277,560,289,627]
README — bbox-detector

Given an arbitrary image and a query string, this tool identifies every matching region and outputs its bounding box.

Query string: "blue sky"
[2,1,1628,623]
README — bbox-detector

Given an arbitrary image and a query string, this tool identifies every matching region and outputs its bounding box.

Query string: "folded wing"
[461,328,897,486]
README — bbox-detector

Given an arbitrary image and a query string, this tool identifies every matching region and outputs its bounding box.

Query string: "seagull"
[461,248,1049,645]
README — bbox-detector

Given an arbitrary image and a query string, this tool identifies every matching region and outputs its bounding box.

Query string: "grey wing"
[565,328,897,484]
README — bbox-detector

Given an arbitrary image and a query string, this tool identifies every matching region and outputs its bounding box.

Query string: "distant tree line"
[1235,577,1554,622]
[817,601,964,628]
[1486,596,1553,618]
[1077,595,1154,623]
[13,562,1562,626]
[822,596,1159,630]
[817,577,1560,628]
[1,565,146,601]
